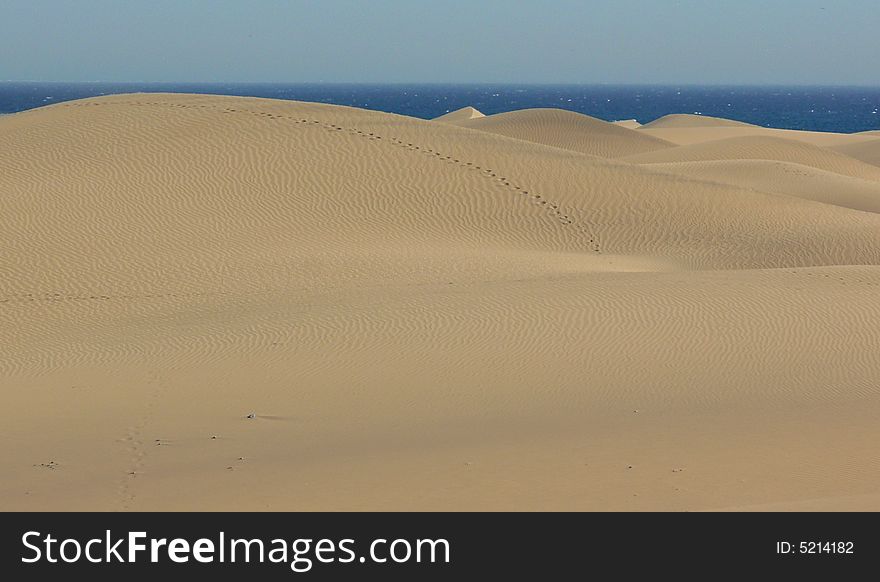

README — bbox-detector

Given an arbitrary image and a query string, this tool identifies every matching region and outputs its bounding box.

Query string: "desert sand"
[638,113,880,148]
[434,105,485,123]
[443,107,672,158]
[2,94,880,511]
[612,119,642,129]
[832,138,880,168]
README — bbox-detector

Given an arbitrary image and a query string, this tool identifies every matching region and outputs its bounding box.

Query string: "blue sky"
[1,0,877,84]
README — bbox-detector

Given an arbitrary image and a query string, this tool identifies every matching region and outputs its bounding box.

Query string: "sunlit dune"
[2,94,880,511]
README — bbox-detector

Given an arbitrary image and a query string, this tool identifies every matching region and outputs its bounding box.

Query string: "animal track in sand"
[116,370,167,511]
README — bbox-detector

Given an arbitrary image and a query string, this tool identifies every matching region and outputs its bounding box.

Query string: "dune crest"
[638,123,880,148]
[647,159,880,214]
[612,119,642,129]
[642,113,755,128]
[623,134,880,182]
[433,106,485,123]
[454,107,673,158]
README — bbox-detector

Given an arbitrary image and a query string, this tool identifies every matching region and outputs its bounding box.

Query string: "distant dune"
[831,138,880,168]
[612,119,642,129]
[623,134,880,182]
[642,113,756,128]
[646,159,880,214]
[433,105,485,123]
[638,120,880,148]
[447,108,673,158]
[2,95,880,511]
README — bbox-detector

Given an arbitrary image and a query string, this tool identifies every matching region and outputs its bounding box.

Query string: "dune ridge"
[645,159,880,214]
[433,105,485,123]
[642,113,756,128]
[612,119,642,129]
[638,123,880,148]
[2,95,880,511]
[623,134,880,182]
[449,107,674,158]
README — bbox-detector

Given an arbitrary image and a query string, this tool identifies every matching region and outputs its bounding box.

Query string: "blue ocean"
[1,83,879,133]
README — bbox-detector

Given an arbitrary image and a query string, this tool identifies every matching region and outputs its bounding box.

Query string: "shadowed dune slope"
[623,134,880,182]
[452,108,675,158]
[831,138,880,168]
[2,94,880,511]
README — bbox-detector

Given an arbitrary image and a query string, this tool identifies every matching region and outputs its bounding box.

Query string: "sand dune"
[639,122,880,148]
[642,113,756,128]
[448,108,674,158]
[646,160,880,214]
[2,95,880,511]
[612,119,642,129]
[433,105,485,123]
[623,134,880,182]
[831,138,880,168]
